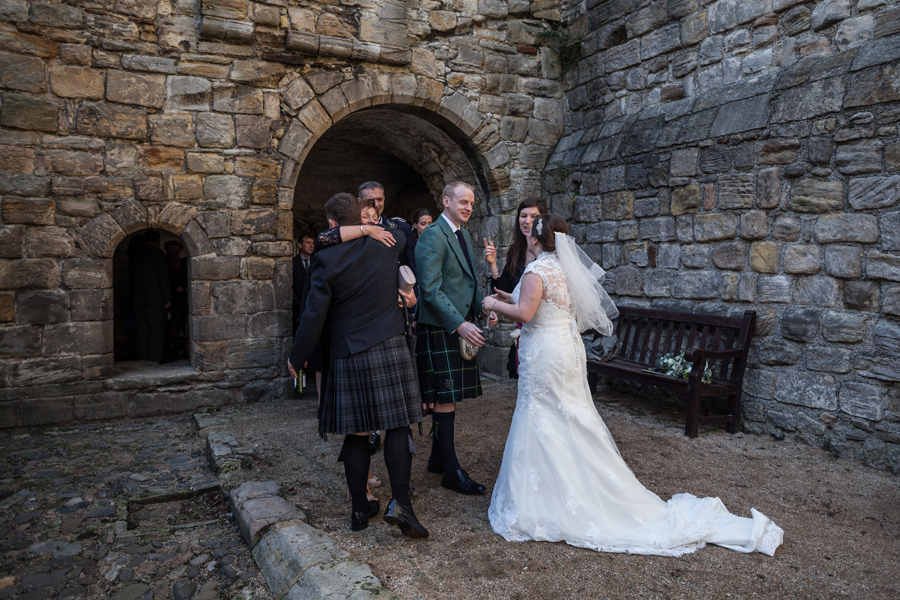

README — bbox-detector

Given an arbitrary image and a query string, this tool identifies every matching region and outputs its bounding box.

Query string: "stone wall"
[554,0,900,470]
[0,0,568,427]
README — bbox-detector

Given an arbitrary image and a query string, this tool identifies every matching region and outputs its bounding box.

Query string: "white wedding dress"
[488,252,783,557]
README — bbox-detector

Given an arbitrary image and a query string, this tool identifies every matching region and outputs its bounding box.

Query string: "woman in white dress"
[482,215,783,557]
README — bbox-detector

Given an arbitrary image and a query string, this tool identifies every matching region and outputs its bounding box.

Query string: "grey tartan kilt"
[320,334,424,435]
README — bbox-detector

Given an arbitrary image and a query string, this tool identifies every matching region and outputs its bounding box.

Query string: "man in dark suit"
[358,181,417,271]
[288,193,428,537]
[415,181,497,495]
[129,230,172,363]
[291,234,315,335]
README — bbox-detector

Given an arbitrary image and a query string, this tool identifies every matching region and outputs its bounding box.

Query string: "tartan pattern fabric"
[416,323,482,404]
[320,334,423,435]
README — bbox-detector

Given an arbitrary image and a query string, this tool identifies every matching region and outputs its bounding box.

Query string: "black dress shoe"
[441,468,486,495]
[383,499,429,538]
[350,499,380,531]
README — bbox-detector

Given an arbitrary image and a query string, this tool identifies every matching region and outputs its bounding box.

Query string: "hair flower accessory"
[535,219,543,236]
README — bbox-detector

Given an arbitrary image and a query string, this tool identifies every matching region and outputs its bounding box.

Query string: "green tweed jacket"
[414,215,484,333]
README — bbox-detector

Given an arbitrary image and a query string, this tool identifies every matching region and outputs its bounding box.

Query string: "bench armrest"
[684,347,745,362]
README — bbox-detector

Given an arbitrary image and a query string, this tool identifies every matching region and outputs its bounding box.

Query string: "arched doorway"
[113,229,190,364]
[292,106,490,237]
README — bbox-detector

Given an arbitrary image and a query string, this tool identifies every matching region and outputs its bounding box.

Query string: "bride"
[482,215,783,557]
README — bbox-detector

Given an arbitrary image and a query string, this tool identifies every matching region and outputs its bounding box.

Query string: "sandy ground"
[223,378,900,600]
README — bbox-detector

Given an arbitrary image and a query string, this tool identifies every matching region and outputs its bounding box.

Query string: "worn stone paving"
[0,417,273,600]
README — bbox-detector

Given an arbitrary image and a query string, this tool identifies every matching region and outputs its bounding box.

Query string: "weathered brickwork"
[0,1,565,425]
[555,0,900,471]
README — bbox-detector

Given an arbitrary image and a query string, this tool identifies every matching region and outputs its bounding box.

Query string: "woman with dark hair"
[483,214,783,557]
[411,208,433,238]
[483,197,546,377]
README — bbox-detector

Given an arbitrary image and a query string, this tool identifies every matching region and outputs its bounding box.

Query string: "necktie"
[454,229,473,274]
[303,258,309,270]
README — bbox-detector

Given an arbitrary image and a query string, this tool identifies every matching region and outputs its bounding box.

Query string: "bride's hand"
[493,290,513,303]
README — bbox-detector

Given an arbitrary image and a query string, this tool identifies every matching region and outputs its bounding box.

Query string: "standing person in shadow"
[289,193,427,536]
[163,240,188,363]
[483,197,546,378]
[129,231,171,363]
[292,235,315,337]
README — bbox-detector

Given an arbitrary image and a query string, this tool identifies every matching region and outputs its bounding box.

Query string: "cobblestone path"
[0,417,273,600]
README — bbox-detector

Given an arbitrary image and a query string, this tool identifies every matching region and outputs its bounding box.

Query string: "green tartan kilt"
[416,323,482,404]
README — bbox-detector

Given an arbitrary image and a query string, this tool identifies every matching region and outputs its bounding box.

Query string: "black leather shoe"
[383,499,429,538]
[441,468,486,494]
[350,499,380,531]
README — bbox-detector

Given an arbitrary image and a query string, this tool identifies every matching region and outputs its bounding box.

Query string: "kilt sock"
[384,426,412,506]
[342,435,370,513]
[432,412,460,474]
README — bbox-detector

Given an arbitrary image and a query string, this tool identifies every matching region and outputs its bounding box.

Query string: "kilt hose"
[320,334,423,436]
[416,323,482,404]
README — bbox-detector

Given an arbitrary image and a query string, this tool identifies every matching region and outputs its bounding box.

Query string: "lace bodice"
[513,252,574,326]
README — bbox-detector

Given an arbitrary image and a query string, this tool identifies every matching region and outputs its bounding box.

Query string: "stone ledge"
[230,480,397,600]
[206,429,255,477]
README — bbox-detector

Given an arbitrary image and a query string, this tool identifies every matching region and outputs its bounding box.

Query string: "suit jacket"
[292,253,310,328]
[290,229,407,365]
[414,215,483,333]
[379,215,416,271]
[129,245,172,308]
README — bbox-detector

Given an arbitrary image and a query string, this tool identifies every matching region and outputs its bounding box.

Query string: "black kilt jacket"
[290,229,407,366]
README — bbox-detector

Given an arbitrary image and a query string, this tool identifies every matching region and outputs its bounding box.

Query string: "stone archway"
[273,73,562,375]
[275,74,515,219]
[74,200,216,374]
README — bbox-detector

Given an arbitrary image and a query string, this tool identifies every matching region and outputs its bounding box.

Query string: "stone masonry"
[0,0,566,426]
[2,0,899,474]
[553,0,900,471]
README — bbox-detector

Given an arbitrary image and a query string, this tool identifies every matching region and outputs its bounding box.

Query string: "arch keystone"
[390,74,417,104]
[414,76,443,111]
[341,78,373,113]
[367,74,393,105]
[110,199,149,235]
[158,202,197,233]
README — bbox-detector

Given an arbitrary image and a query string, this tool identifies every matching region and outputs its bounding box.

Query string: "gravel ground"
[224,378,900,600]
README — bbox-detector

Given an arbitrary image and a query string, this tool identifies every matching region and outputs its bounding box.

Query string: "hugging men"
[289,193,428,537]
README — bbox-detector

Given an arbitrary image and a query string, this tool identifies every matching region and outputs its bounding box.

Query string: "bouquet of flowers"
[650,352,713,384]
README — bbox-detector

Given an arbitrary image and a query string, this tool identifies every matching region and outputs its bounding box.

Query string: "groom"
[415,181,496,494]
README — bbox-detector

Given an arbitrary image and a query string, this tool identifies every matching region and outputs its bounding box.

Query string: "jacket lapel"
[439,217,474,279]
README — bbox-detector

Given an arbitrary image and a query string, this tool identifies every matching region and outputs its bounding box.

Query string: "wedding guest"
[483,197,546,378]
[288,193,427,536]
[415,181,497,495]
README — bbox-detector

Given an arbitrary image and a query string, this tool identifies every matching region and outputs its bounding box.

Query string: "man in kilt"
[415,181,498,495]
[289,193,428,537]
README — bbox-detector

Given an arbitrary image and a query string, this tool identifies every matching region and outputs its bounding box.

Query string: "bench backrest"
[610,307,756,382]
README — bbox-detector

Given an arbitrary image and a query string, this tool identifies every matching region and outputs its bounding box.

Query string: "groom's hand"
[457,321,485,347]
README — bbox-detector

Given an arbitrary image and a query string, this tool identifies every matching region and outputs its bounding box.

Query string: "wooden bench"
[586,307,756,438]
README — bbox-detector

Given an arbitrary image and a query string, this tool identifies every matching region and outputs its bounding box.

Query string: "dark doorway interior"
[293,132,435,238]
[113,229,190,364]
